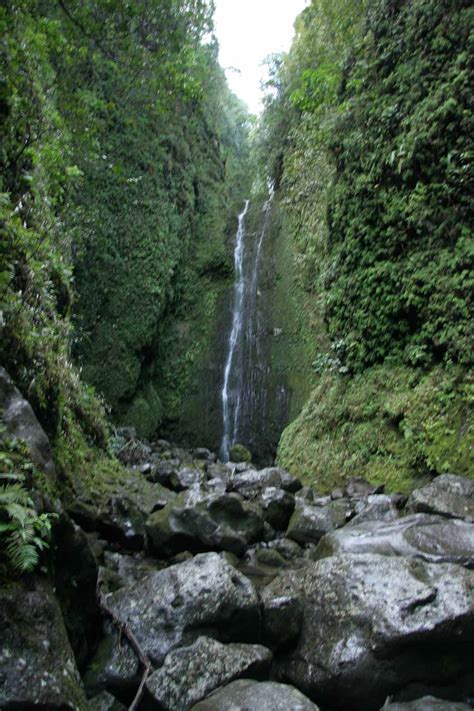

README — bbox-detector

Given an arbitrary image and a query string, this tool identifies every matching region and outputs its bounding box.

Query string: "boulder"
[286,499,350,544]
[348,494,402,526]
[0,577,87,710]
[68,475,176,550]
[260,591,303,648]
[105,552,260,665]
[88,691,127,710]
[146,491,265,556]
[380,697,472,710]
[344,476,384,498]
[145,636,272,710]
[265,554,474,710]
[191,679,320,710]
[407,475,474,522]
[193,447,216,462]
[231,468,282,498]
[316,514,474,567]
[260,487,295,530]
[0,365,55,477]
[83,622,139,699]
[170,466,207,491]
[52,514,100,668]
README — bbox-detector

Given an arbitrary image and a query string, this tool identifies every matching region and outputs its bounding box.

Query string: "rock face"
[0,366,55,477]
[265,554,474,710]
[316,514,474,567]
[146,491,264,556]
[0,577,87,710]
[145,636,272,710]
[407,475,474,522]
[380,696,472,711]
[191,679,320,710]
[380,697,472,710]
[105,552,260,665]
[286,499,349,544]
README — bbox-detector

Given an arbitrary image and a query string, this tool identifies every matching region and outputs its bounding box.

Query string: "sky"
[214,0,310,115]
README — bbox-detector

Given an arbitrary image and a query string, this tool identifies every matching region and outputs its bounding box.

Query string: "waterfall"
[220,200,250,462]
[219,189,274,462]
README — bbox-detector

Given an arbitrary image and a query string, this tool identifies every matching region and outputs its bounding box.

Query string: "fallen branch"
[97,589,152,711]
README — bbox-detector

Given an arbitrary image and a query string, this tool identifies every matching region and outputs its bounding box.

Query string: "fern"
[0,472,56,574]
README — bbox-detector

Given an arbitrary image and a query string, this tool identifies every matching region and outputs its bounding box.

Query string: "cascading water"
[220,200,250,461]
[219,189,275,462]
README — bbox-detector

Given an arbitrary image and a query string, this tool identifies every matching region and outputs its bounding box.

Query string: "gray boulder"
[146,491,264,556]
[344,476,384,497]
[380,697,472,710]
[260,487,295,530]
[407,475,474,522]
[69,474,176,550]
[170,466,207,491]
[231,468,282,498]
[286,499,350,544]
[105,552,259,665]
[0,366,55,477]
[0,577,87,710]
[191,679,320,710]
[316,514,474,567]
[348,494,402,526]
[145,636,272,710]
[82,622,140,698]
[265,554,474,710]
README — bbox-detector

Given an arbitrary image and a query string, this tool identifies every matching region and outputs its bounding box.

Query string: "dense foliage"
[1,0,251,453]
[260,0,473,488]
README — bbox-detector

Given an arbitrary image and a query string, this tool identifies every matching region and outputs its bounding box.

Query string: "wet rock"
[260,487,295,530]
[146,491,264,556]
[265,537,304,561]
[170,466,207,491]
[345,476,384,498]
[193,447,216,462]
[380,697,472,710]
[261,592,303,647]
[267,554,474,710]
[286,499,350,544]
[146,458,181,486]
[191,679,320,710]
[102,551,160,588]
[83,626,139,700]
[0,577,87,710]
[316,514,474,567]
[69,476,176,550]
[105,552,260,665]
[294,487,316,504]
[0,365,55,477]
[407,475,474,522]
[145,636,272,710]
[231,468,282,498]
[83,622,140,699]
[53,514,100,668]
[88,691,127,710]
[348,494,402,526]
[225,460,256,473]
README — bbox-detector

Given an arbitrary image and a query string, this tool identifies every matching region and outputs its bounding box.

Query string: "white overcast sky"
[214,0,310,114]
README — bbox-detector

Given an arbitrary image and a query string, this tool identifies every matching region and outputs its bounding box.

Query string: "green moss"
[277,364,473,493]
[229,443,252,463]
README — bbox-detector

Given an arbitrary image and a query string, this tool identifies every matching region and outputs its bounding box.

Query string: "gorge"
[0,0,473,709]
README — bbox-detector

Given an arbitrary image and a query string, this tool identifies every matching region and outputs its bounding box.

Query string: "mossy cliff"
[261,0,473,490]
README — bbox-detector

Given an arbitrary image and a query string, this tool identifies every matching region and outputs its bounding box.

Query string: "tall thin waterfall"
[220,200,250,461]
[219,190,274,462]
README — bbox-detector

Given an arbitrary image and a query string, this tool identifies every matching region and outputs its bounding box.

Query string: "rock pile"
[2,430,473,710]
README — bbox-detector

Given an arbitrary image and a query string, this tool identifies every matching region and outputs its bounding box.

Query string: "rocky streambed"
[1,428,474,711]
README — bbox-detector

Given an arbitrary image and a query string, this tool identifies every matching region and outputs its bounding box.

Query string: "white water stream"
[220,200,250,461]
[219,189,274,462]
